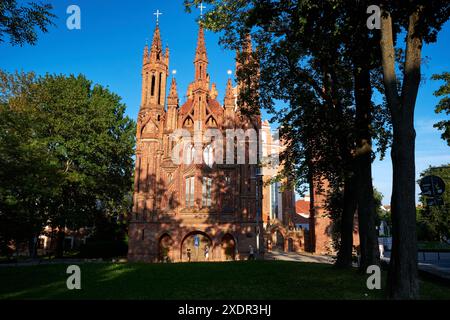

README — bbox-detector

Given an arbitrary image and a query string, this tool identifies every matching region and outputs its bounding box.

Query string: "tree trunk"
[55,228,65,258]
[356,153,380,271]
[388,116,419,299]
[354,64,380,271]
[28,235,38,260]
[336,174,357,268]
[380,9,421,299]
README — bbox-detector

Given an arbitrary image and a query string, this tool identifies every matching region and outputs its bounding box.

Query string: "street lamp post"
[254,165,264,258]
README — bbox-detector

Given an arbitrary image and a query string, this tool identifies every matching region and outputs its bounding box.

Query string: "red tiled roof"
[178,98,223,117]
[179,99,193,115]
[293,200,310,225]
[295,200,310,215]
[207,99,223,116]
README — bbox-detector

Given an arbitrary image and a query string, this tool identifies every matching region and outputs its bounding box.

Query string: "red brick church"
[128,20,330,262]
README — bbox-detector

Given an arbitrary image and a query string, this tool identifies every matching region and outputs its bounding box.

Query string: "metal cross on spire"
[154,9,163,24]
[198,2,206,18]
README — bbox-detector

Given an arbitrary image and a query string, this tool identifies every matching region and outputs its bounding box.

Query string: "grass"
[0,261,449,300]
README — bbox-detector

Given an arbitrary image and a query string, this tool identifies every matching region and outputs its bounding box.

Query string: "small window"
[271,182,280,220]
[202,177,212,207]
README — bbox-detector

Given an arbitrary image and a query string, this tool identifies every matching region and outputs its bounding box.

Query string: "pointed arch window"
[203,144,214,167]
[185,176,195,208]
[185,144,196,164]
[158,72,162,105]
[151,75,156,96]
[270,182,280,220]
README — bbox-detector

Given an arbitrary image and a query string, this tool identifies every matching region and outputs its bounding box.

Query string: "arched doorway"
[159,234,173,262]
[288,238,294,252]
[273,230,285,251]
[221,234,236,261]
[181,231,212,262]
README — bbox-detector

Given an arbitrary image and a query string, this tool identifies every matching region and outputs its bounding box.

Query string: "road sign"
[426,197,445,207]
[419,175,445,197]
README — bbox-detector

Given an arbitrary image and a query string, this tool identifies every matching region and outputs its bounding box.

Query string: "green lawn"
[0,261,449,300]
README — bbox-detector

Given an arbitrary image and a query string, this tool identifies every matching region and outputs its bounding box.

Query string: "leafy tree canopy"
[0,0,55,46]
[0,71,136,252]
[432,72,450,146]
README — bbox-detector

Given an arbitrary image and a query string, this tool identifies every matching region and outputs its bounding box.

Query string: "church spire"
[224,78,235,128]
[140,22,169,110]
[195,25,208,63]
[151,24,162,54]
[143,42,149,65]
[224,78,234,107]
[166,77,179,131]
[167,77,179,106]
[194,24,208,81]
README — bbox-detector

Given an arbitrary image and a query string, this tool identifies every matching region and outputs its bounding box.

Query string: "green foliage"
[432,72,450,146]
[186,0,390,191]
[324,187,344,253]
[373,189,386,226]
[0,71,62,251]
[417,164,450,241]
[187,1,392,269]
[0,0,55,46]
[0,71,136,252]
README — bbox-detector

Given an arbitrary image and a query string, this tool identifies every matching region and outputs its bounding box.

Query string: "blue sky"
[1,0,449,205]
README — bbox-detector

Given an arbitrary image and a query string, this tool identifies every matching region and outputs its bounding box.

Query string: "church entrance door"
[274,230,285,251]
[288,238,294,252]
[181,231,212,262]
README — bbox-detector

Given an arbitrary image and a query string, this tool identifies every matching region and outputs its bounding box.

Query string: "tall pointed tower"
[192,24,210,126]
[141,24,169,114]
[166,77,179,132]
[224,78,235,128]
[132,23,169,229]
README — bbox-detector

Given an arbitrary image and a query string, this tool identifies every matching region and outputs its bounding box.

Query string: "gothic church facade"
[128,22,305,262]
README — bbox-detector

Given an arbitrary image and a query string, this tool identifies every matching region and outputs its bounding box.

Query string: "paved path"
[0,258,110,268]
[267,251,450,283]
[265,250,334,264]
[383,251,450,281]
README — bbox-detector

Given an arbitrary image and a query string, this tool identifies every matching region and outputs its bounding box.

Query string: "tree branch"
[380,9,400,119]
